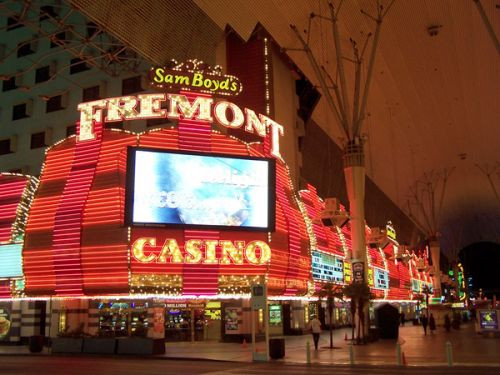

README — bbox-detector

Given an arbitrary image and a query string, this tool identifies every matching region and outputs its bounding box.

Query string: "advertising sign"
[311,251,344,283]
[127,148,275,231]
[352,262,364,283]
[225,307,240,332]
[269,305,282,325]
[0,304,11,341]
[374,268,389,290]
[153,307,165,336]
[479,310,499,331]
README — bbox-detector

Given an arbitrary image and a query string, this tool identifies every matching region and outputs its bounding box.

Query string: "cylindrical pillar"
[429,238,441,297]
[343,140,367,276]
[344,140,368,340]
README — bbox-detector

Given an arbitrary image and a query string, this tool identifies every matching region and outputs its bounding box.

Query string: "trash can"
[29,335,44,353]
[269,338,285,359]
[375,303,399,339]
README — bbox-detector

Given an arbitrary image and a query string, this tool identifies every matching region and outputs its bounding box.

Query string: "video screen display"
[126,148,275,231]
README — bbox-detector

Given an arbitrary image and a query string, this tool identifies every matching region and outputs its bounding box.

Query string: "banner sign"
[149,59,242,96]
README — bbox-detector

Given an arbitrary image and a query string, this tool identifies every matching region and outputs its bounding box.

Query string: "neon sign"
[149,60,242,96]
[77,93,284,158]
[131,237,271,265]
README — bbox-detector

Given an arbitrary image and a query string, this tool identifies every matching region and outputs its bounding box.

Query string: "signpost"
[251,284,268,361]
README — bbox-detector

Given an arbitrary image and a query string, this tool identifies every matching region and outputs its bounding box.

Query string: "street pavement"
[1,322,500,371]
[1,356,500,375]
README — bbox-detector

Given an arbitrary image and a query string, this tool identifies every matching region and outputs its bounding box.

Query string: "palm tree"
[315,282,344,349]
[343,282,372,344]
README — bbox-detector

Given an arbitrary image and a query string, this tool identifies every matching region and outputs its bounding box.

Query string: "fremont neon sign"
[132,237,271,265]
[77,93,284,158]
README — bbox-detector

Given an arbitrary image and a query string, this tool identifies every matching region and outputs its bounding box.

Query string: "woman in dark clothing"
[421,315,428,335]
[429,313,436,334]
[444,314,451,332]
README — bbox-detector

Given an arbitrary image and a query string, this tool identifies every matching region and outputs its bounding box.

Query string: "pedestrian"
[429,313,436,334]
[400,312,406,326]
[421,315,428,335]
[308,314,322,350]
[444,314,451,332]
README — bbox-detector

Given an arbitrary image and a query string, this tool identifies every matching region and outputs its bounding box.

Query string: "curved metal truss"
[0,0,146,90]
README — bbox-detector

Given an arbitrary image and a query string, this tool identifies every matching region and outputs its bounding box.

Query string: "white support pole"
[396,341,402,366]
[306,340,311,365]
[446,341,453,366]
[349,342,355,365]
[429,239,442,297]
[251,308,256,356]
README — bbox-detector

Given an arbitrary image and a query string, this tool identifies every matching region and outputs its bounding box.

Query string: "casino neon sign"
[77,93,284,158]
[131,237,271,265]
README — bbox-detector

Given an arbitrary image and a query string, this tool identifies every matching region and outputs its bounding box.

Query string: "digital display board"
[0,244,23,278]
[411,279,420,292]
[126,148,275,231]
[311,251,344,283]
[479,310,498,331]
[373,268,389,290]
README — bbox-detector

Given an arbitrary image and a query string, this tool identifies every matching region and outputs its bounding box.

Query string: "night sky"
[460,242,500,298]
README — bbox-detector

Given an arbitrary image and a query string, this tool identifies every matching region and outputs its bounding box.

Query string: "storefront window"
[58,308,66,333]
[269,304,282,326]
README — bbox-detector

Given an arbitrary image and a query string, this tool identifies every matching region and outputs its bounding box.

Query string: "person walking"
[429,313,436,334]
[444,314,451,332]
[308,315,322,350]
[400,312,406,326]
[421,314,429,335]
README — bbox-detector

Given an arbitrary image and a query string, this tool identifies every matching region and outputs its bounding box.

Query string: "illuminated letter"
[154,68,165,83]
[219,240,244,265]
[138,93,166,119]
[192,73,203,87]
[203,240,219,264]
[167,94,213,122]
[77,99,107,141]
[214,101,244,129]
[132,237,156,263]
[175,75,189,85]
[244,108,266,137]
[245,241,271,265]
[106,96,139,122]
[158,239,184,263]
[185,239,203,264]
[259,115,284,159]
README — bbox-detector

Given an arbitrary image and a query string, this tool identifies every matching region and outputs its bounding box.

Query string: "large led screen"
[126,148,275,231]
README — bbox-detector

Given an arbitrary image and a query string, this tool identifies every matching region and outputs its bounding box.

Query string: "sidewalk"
[1,323,499,367]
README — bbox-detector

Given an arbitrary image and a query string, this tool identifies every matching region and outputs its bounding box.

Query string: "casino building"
[0,2,436,345]
[0,79,434,344]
